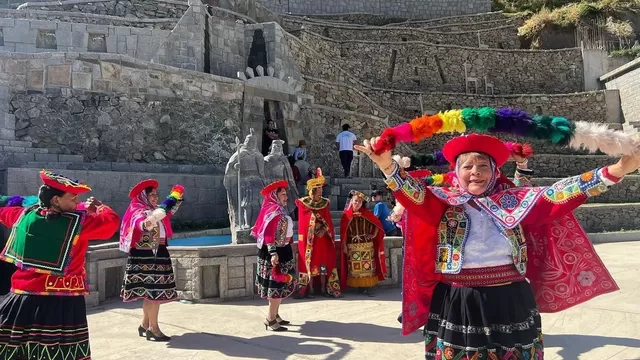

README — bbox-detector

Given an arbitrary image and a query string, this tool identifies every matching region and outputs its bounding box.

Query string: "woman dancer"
[119,179,184,342]
[357,127,639,359]
[339,191,386,297]
[251,180,297,331]
[0,170,120,359]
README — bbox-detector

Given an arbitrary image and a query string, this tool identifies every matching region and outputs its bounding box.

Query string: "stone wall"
[256,0,491,20]
[387,10,506,27]
[0,9,178,29]
[1,52,244,165]
[404,18,521,32]
[208,14,245,78]
[1,168,229,223]
[299,31,584,94]
[299,105,390,177]
[0,18,170,60]
[153,3,205,71]
[14,0,188,19]
[601,58,640,124]
[294,23,519,49]
[284,13,406,26]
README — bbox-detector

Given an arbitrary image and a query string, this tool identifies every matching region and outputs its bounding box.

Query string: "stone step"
[33,154,85,163]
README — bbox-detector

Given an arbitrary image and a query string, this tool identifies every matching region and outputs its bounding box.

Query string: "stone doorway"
[247,29,268,75]
[263,100,289,155]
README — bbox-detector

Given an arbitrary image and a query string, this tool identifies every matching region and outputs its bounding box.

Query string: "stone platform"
[86,241,640,360]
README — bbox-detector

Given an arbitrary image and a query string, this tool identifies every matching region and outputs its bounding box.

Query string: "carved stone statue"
[264,139,299,213]
[223,128,266,232]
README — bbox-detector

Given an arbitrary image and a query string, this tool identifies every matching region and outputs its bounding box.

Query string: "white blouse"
[461,203,513,268]
[285,215,293,238]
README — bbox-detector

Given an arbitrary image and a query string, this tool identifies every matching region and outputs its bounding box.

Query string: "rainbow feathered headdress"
[372,107,640,157]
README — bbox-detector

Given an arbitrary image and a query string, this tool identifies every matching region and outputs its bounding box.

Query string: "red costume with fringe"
[339,204,387,290]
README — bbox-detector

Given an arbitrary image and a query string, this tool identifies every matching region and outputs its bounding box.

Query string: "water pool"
[168,234,341,247]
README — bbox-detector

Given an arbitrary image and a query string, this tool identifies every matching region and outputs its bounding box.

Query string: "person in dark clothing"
[262,120,280,156]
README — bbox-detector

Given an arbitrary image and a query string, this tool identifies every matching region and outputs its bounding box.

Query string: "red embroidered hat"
[442,134,510,167]
[261,179,288,197]
[39,170,92,194]
[129,179,159,199]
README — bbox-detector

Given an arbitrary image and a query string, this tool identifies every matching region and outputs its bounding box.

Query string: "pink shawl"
[119,190,173,253]
[251,189,286,249]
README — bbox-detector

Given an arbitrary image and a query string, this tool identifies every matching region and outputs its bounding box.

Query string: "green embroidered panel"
[1,209,82,275]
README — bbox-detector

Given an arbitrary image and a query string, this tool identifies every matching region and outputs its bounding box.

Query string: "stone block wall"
[1,168,229,223]
[152,3,205,71]
[284,13,406,26]
[602,58,640,124]
[0,18,170,60]
[208,13,245,78]
[14,0,188,19]
[0,9,178,29]
[294,23,520,49]
[299,31,584,94]
[256,0,491,20]
[0,52,244,165]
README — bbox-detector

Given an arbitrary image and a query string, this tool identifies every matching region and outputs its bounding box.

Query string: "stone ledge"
[0,9,180,24]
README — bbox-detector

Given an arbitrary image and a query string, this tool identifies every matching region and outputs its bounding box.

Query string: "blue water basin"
[168,234,341,247]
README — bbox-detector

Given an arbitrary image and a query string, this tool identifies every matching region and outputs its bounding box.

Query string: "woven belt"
[441,264,525,287]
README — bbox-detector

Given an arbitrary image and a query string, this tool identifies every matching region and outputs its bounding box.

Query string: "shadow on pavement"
[544,333,640,359]
[298,320,421,344]
[167,332,352,359]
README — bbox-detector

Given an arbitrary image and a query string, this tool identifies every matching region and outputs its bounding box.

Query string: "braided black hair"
[38,185,65,220]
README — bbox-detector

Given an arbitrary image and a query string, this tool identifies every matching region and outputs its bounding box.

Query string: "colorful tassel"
[372,106,640,157]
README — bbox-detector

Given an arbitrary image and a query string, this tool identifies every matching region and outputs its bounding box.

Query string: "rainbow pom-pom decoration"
[159,184,184,213]
[373,107,640,157]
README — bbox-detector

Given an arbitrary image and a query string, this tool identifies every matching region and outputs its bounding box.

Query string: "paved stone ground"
[87,242,640,360]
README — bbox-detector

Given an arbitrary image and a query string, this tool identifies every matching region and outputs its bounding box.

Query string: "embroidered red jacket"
[0,204,120,296]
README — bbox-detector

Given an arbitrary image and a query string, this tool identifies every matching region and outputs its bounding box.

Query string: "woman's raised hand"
[354,137,396,174]
[608,154,640,178]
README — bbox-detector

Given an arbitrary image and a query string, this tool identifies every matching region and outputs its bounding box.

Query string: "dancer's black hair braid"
[38,185,65,220]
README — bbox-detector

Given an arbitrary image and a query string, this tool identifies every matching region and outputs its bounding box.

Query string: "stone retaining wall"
[386,11,506,27]
[256,0,491,20]
[295,23,519,49]
[284,13,405,26]
[601,58,640,124]
[1,52,243,165]
[0,9,178,29]
[299,30,583,94]
[1,167,229,223]
[14,0,188,19]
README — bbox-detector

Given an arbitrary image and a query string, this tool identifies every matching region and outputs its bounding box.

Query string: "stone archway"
[237,65,303,154]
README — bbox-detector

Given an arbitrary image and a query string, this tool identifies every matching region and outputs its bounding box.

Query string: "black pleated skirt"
[120,246,178,303]
[423,281,544,360]
[256,244,297,300]
[0,293,91,360]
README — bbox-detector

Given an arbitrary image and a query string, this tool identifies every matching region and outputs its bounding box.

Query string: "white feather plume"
[569,121,640,156]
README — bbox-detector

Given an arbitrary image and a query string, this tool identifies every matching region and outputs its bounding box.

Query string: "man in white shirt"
[336,124,357,178]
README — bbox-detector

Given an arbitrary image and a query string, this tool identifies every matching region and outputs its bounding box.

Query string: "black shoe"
[145,329,171,342]
[137,325,146,337]
[264,318,288,332]
[397,314,403,324]
[276,314,290,326]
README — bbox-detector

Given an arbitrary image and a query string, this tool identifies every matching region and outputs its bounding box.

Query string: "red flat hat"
[39,170,92,194]
[261,179,288,196]
[129,179,159,199]
[443,134,510,167]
